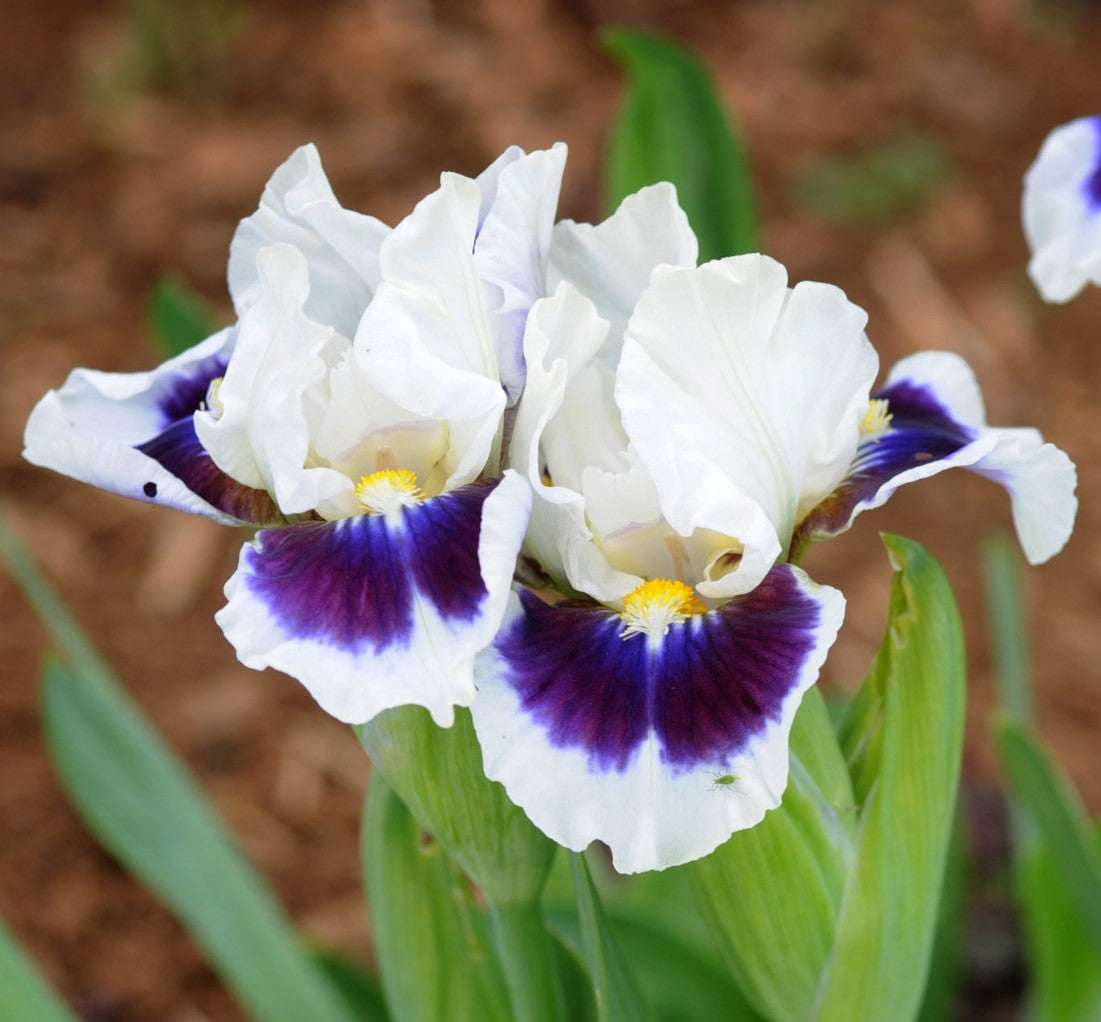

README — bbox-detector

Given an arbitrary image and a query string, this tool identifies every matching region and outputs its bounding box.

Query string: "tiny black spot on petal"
[143,481,158,498]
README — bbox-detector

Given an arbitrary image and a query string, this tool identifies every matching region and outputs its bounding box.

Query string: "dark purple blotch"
[244,481,496,653]
[136,419,281,524]
[132,349,280,524]
[152,352,227,427]
[794,377,975,545]
[495,566,821,775]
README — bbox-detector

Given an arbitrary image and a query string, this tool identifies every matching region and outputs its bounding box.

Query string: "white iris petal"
[618,255,878,569]
[1023,115,1101,303]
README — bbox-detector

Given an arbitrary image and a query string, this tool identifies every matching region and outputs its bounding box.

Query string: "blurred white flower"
[1023,115,1101,303]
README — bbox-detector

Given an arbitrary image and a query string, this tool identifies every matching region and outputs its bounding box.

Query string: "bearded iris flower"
[471,253,1076,874]
[23,139,1078,875]
[24,141,568,726]
[1023,115,1101,303]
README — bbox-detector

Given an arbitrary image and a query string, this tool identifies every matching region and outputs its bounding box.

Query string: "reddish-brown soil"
[3,1,1101,1018]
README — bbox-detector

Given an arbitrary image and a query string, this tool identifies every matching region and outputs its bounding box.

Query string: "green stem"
[487,897,564,1022]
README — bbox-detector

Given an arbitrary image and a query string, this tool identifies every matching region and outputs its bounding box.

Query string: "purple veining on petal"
[246,516,416,653]
[404,480,494,622]
[136,419,281,524]
[151,353,227,427]
[494,566,821,774]
[243,481,496,653]
[793,377,977,546]
[1084,116,1101,214]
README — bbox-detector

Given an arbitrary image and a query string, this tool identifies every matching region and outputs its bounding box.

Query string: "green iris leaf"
[149,275,216,358]
[601,28,758,261]
[0,913,77,1022]
[816,534,965,1022]
[362,774,510,1022]
[0,513,363,1022]
[568,853,654,1022]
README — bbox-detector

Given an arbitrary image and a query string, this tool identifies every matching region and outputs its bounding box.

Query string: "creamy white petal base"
[618,254,877,591]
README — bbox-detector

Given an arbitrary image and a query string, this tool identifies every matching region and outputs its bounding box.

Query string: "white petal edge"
[474,143,568,402]
[860,351,1077,564]
[379,172,499,383]
[1022,117,1101,303]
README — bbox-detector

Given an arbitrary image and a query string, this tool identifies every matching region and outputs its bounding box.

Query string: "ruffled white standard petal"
[474,143,567,403]
[1023,116,1101,303]
[471,565,845,873]
[23,328,279,525]
[312,282,508,513]
[229,143,390,335]
[474,145,526,229]
[618,255,876,591]
[547,183,698,364]
[197,244,351,516]
[510,284,649,602]
[378,172,499,383]
[794,351,1077,564]
[217,472,532,727]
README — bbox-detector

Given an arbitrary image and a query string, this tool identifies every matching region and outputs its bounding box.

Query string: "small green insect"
[709,771,741,794]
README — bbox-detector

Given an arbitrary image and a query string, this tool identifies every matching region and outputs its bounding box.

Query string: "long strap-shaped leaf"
[602,28,758,261]
[570,853,654,1022]
[984,534,1101,1020]
[362,773,511,1022]
[41,657,367,1022]
[816,534,965,1021]
[0,913,77,1022]
[1,513,365,1022]
[997,720,1101,959]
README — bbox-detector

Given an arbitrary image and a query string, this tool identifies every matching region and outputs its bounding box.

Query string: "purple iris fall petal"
[494,566,822,774]
[242,481,495,654]
[471,564,844,873]
[133,351,281,524]
[217,474,532,729]
[1085,117,1101,212]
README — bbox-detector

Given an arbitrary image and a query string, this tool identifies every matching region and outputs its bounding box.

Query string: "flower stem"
[487,897,564,1022]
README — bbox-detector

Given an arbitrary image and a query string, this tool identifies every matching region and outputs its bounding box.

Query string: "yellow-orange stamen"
[859,398,892,442]
[203,377,225,420]
[354,469,422,516]
[620,578,706,641]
